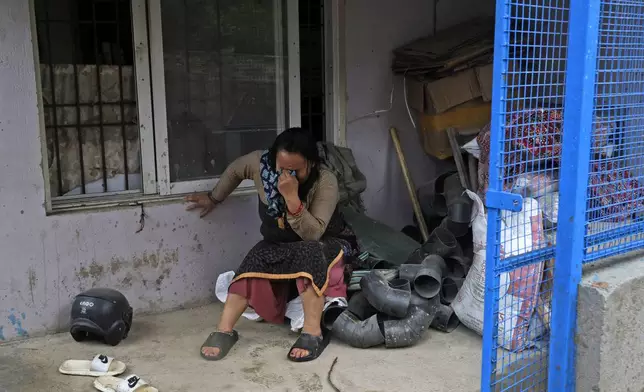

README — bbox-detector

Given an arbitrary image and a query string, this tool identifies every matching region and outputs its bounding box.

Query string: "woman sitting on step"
[185,127,357,363]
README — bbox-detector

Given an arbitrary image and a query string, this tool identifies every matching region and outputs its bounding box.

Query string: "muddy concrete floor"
[0,304,482,391]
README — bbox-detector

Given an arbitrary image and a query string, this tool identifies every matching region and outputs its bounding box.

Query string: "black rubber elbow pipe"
[410,292,440,323]
[444,255,471,279]
[413,255,446,299]
[431,304,460,333]
[440,276,464,305]
[347,292,378,321]
[360,270,411,318]
[322,304,348,330]
[407,227,459,263]
[331,310,385,349]
[382,305,434,348]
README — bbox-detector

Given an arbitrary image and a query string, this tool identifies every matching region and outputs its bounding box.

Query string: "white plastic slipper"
[94,374,159,392]
[59,354,126,377]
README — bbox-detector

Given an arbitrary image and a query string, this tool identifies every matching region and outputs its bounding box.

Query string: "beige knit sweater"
[210,150,339,241]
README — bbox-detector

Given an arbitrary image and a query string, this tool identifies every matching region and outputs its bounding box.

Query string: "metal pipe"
[390,127,430,242]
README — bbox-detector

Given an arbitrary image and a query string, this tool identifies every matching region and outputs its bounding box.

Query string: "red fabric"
[228,257,346,324]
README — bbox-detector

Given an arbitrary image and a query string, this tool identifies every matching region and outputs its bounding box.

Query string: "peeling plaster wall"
[0,0,497,342]
[345,0,495,229]
[0,0,262,342]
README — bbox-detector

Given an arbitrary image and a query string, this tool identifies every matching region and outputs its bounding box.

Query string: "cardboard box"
[417,98,491,159]
[476,64,493,102]
[407,69,482,114]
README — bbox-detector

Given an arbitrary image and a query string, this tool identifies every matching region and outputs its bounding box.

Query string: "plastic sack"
[452,194,547,351]
[511,172,558,198]
[537,192,558,229]
[462,138,481,159]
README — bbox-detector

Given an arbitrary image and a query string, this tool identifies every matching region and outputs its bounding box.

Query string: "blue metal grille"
[482,0,569,390]
[484,0,644,389]
[584,0,644,262]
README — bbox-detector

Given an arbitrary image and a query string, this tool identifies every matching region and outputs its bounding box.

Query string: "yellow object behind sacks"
[417,98,491,159]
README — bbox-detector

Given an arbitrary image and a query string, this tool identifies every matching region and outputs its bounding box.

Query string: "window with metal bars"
[33,0,300,208]
[35,0,140,198]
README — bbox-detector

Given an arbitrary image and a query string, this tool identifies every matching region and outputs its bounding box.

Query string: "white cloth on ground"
[215,271,347,332]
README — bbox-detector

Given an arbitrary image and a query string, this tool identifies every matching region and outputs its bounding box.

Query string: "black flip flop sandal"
[287,331,331,363]
[200,330,239,361]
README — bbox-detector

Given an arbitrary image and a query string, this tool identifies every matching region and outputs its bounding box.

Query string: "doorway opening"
[298,0,326,142]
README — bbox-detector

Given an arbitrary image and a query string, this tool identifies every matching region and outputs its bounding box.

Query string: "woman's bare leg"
[290,285,324,359]
[201,293,248,357]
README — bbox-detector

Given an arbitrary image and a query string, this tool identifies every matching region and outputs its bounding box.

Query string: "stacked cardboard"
[391,18,521,159]
[394,17,497,114]
[392,17,495,79]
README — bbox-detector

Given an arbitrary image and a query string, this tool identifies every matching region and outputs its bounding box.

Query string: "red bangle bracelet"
[289,201,304,217]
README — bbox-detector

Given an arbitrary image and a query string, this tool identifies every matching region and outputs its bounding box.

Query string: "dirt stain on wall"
[75,260,105,281]
[27,268,37,304]
[75,249,180,293]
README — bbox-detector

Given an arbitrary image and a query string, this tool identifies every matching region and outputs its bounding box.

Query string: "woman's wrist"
[285,196,303,216]
[207,191,222,205]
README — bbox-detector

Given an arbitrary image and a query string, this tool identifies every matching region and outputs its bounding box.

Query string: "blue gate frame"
[481,0,602,390]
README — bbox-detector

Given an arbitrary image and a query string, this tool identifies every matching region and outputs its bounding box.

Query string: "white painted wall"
[0,0,265,341]
[0,0,494,341]
[345,0,495,229]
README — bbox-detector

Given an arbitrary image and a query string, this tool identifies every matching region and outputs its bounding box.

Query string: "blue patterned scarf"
[260,150,295,219]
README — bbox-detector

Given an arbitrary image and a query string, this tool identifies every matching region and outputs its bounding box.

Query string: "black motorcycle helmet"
[70,288,133,346]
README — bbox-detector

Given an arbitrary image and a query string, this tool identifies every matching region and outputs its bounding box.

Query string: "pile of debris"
[326,172,474,349]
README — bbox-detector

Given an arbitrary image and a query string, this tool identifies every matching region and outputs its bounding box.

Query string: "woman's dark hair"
[268,127,320,199]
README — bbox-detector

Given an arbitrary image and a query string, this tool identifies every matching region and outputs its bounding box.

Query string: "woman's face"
[276,150,310,183]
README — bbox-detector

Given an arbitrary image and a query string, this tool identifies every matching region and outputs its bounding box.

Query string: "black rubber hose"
[389,278,411,291]
[382,305,434,348]
[413,255,446,299]
[322,304,348,330]
[410,292,440,323]
[417,171,456,218]
[360,270,411,318]
[423,228,459,258]
[398,264,421,282]
[443,173,465,203]
[431,304,460,333]
[331,310,385,349]
[440,276,464,305]
[347,292,377,320]
[439,216,470,238]
[444,255,470,278]
[407,227,459,263]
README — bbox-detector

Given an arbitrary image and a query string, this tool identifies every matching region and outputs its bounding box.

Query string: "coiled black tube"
[331,310,385,349]
[360,270,411,318]
[382,306,434,348]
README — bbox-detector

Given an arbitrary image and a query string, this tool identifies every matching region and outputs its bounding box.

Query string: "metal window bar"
[482,0,571,390]
[583,0,644,261]
[299,0,325,141]
[35,0,139,198]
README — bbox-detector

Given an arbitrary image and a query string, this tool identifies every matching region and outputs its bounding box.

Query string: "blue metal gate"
[482,0,644,390]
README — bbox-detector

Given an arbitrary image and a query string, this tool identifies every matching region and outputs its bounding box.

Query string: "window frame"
[31,0,346,214]
[148,0,301,196]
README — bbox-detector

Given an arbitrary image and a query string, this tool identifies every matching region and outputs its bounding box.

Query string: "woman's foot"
[289,326,322,359]
[287,327,330,362]
[200,330,239,361]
